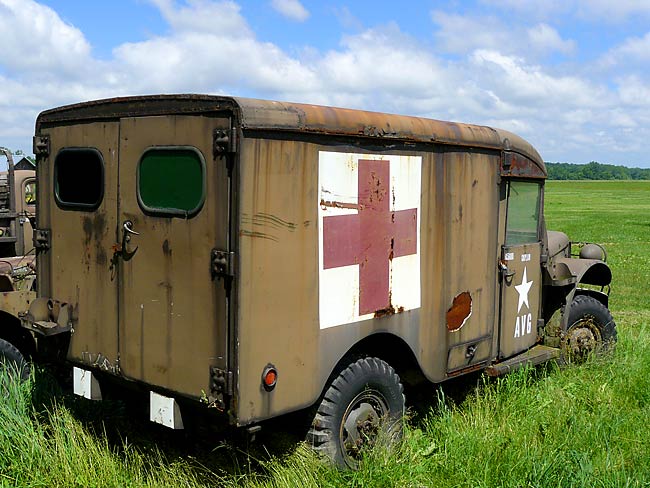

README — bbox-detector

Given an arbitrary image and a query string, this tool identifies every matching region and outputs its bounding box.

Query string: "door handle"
[121,220,139,261]
[499,260,516,283]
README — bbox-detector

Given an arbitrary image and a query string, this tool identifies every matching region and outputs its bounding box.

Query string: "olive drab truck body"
[0,149,36,377]
[0,149,36,257]
[25,96,614,461]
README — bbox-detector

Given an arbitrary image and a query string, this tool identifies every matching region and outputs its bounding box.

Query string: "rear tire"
[0,337,30,382]
[565,295,616,362]
[306,357,404,469]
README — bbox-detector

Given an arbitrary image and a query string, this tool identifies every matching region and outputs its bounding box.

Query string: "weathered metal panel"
[235,137,503,424]
[235,137,322,422]
[441,150,500,373]
[117,115,230,397]
[499,244,542,357]
[39,122,120,370]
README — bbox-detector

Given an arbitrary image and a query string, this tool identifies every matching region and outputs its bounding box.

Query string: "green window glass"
[137,148,205,217]
[506,181,541,245]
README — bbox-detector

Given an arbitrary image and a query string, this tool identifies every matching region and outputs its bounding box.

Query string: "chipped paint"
[447,292,473,332]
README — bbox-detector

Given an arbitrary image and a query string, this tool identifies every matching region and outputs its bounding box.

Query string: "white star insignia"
[515,266,533,313]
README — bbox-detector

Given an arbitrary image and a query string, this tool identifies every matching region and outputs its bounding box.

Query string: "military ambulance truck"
[21,95,615,468]
[0,148,36,257]
[0,149,36,381]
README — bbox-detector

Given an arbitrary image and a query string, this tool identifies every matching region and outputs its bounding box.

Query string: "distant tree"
[546,161,650,180]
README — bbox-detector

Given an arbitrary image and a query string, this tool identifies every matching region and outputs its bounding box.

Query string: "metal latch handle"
[120,220,139,261]
[499,260,516,282]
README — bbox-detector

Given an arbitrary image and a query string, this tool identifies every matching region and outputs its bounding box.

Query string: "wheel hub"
[567,316,602,360]
[340,392,388,465]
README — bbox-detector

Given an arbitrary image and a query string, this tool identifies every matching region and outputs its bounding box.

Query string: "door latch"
[120,220,139,261]
[498,259,516,283]
[109,221,139,279]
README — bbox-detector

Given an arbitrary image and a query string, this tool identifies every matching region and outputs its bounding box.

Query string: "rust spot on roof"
[447,291,473,332]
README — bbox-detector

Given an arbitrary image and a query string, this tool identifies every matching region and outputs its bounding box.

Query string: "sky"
[1,0,650,166]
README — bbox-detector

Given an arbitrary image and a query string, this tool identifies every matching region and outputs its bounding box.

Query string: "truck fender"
[318,332,423,406]
[551,258,612,330]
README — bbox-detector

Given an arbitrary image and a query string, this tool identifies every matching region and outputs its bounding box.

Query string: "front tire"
[307,357,404,469]
[564,295,616,362]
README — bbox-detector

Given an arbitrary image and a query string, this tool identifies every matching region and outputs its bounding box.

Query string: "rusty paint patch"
[319,199,359,211]
[447,291,473,332]
[373,290,406,318]
[374,303,396,318]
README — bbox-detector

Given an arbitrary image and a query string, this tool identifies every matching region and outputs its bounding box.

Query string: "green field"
[2,180,650,487]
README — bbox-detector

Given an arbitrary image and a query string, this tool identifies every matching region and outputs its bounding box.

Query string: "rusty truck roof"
[36,94,545,175]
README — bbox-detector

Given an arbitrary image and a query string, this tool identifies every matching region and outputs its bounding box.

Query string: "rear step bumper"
[486,345,559,377]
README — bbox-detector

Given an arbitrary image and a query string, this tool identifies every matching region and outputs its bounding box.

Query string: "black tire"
[306,357,405,469]
[0,338,30,383]
[565,295,617,362]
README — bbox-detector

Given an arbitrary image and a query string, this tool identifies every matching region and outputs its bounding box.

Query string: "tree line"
[547,161,650,180]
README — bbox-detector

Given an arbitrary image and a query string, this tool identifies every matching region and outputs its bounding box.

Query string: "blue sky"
[2,0,650,166]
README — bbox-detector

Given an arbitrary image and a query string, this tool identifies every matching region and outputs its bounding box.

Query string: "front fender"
[551,257,612,287]
[545,257,612,331]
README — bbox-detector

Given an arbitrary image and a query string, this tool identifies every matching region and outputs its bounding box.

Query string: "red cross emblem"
[322,159,418,315]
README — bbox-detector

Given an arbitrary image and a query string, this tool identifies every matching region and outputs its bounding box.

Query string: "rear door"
[45,123,120,369]
[117,115,230,397]
[498,180,543,358]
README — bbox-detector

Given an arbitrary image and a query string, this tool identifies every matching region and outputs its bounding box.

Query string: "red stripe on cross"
[323,159,417,315]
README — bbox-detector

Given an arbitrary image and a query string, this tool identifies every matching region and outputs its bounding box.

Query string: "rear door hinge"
[33,228,51,251]
[210,367,234,411]
[213,127,238,155]
[211,249,235,280]
[213,127,238,176]
[33,135,50,158]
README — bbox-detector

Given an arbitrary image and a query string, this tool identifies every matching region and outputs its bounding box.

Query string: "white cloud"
[431,12,509,54]
[0,0,92,76]
[270,0,309,22]
[332,6,363,31]
[149,0,253,37]
[527,24,575,55]
[431,11,575,59]
[599,32,650,68]
[617,76,650,107]
[469,50,604,109]
[576,0,650,22]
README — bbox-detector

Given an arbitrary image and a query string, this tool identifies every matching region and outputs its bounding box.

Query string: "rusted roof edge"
[35,94,545,173]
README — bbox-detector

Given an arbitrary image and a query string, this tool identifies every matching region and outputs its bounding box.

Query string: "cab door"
[116,115,230,398]
[498,180,543,358]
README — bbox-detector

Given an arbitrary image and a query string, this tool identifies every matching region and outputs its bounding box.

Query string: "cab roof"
[36,94,545,176]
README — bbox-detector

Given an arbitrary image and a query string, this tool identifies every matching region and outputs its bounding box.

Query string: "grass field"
[1,180,649,487]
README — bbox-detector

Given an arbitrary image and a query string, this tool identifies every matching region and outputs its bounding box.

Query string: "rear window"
[137,147,205,218]
[54,148,104,210]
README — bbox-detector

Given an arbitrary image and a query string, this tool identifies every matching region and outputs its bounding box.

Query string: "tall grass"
[0,372,212,487]
[0,180,648,486]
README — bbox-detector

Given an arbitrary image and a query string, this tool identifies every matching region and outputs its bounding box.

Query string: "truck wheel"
[0,338,30,383]
[306,357,404,469]
[565,295,617,362]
